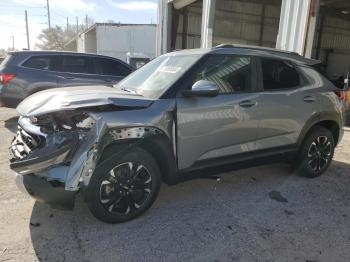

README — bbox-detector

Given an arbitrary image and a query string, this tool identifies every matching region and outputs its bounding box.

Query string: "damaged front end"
[10,110,106,209]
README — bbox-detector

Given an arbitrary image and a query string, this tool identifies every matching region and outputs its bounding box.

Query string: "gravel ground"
[0,107,350,262]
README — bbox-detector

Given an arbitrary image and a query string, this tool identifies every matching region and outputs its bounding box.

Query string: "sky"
[0,0,158,50]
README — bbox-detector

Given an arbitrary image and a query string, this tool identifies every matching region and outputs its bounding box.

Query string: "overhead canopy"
[172,0,197,9]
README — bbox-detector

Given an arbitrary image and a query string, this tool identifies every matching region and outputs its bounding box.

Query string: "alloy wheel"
[307,136,332,172]
[99,162,152,215]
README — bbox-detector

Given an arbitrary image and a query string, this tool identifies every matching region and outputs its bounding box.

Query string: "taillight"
[0,73,16,85]
[334,90,347,100]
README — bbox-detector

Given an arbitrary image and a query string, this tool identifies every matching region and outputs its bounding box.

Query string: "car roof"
[168,44,320,66]
[8,50,124,61]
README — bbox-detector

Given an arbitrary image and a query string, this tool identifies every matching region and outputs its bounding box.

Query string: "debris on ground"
[284,210,295,215]
[30,222,41,227]
[269,191,288,203]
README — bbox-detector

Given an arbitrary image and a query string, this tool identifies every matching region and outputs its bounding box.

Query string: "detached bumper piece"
[10,139,75,175]
[15,173,76,209]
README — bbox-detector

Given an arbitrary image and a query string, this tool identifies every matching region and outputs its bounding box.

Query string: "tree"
[36,26,69,51]
[35,17,95,51]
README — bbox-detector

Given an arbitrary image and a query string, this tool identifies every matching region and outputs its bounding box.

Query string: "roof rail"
[213,43,300,56]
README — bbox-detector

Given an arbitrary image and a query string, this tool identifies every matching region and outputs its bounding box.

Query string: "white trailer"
[68,23,156,62]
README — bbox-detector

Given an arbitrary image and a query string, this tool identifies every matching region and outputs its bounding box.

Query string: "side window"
[59,56,94,74]
[261,59,300,90]
[192,54,252,94]
[22,56,50,70]
[96,58,131,77]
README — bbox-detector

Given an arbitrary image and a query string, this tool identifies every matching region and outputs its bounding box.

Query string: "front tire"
[85,147,161,223]
[296,126,335,178]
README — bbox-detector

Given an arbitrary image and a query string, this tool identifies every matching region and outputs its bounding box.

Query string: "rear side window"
[23,56,50,70]
[261,59,300,90]
[192,54,252,94]
[95,58,131,76]
[59,56,94,74]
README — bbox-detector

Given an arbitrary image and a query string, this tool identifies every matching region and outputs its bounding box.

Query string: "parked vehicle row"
[9,45,347,223]
[0,51,133,107]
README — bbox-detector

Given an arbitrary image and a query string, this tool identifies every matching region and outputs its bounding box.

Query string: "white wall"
[77,34,85,53]
[276,0,311,55]
[96,25,156,62]
[84,29,97,53]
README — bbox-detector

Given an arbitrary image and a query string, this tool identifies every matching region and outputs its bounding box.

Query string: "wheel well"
[137,135,177,184]
[98,135,177,185]
[314,120,340,145]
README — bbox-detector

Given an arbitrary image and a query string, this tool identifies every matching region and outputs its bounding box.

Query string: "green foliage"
[36,26,70,51]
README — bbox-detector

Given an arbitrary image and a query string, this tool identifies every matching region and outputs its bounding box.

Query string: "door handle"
[239,100,257,108]
[58,76,75,80]
[303,96,316,103]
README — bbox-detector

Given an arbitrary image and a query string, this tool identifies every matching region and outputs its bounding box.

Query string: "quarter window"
[22,56,51,70]
[261,59,300,90]
[95,58,131,76]
[192,54,252,94]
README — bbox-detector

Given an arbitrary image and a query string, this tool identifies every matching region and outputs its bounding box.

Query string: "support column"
[201,0,216,48]
[276,0,318,57]
[156,0,171,56]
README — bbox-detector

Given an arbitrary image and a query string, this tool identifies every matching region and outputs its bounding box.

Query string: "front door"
[176,54,260,170]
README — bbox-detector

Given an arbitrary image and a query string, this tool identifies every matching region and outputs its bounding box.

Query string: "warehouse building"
[157,0,350,79]
[67,23,157,62]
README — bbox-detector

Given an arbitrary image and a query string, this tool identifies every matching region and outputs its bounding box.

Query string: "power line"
[0,5,45,9]
[0,12,45,17]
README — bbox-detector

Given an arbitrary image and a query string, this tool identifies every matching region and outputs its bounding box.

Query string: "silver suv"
[10,45,346,223]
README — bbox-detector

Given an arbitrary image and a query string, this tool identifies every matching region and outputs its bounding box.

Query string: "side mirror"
[182,80,219,97]
[343,77,350,91]
[342,69,350,90]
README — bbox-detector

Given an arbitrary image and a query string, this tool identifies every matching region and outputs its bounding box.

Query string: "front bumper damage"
[10,115,107,209]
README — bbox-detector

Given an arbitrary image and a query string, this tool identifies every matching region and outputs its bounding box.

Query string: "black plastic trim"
[22,174,76,209]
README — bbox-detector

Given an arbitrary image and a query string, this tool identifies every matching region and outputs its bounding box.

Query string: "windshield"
[115,54,201,98]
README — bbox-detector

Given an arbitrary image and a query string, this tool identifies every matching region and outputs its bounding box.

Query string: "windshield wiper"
[117,86,138,94]
[123,87,138,94]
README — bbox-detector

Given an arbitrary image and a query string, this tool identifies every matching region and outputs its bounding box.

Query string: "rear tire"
[85,147,161,223]
[296,126,335,178]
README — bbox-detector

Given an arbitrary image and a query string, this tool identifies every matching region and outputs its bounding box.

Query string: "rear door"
[176,54,260,170]
[93,57,132,85]
[3,55,59,100]
[56,55,104,86]
[254,58,320,150]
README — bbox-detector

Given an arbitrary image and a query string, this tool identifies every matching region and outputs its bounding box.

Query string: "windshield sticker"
[159,66,181,74]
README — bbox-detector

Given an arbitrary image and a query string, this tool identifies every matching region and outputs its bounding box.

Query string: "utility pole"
[66,17,69,31]
[46,0,51,29]
[85,14,88,29]
[25,10,30,50]
[11,36,14,50]
[76,16,79,34]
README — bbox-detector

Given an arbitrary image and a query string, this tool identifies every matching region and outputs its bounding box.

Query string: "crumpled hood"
[17,85,154,116]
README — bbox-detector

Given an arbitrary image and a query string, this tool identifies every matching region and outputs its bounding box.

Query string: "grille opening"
[10,126,44,160]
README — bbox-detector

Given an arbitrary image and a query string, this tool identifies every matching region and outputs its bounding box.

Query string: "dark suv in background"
[0,51,133,107]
